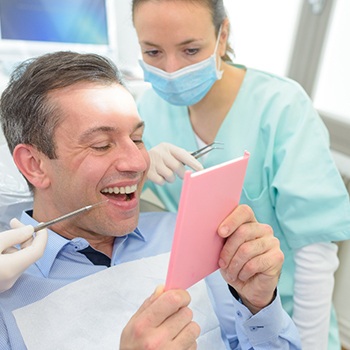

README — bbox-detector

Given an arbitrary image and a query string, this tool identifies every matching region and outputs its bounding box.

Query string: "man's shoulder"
[0,273,65,311]
[0,274,59,348]
[138,211,177,240]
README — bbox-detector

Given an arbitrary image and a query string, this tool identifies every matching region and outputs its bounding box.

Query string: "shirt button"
[236,310,242,317]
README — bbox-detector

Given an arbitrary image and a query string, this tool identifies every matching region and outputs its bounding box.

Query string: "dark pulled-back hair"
[131,0,234,61]
[0,51,125,159]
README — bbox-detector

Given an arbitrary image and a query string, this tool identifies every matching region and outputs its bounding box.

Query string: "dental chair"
[0,144,33,230]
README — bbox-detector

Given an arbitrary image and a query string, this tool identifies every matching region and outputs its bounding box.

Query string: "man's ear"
[12,144,51,189]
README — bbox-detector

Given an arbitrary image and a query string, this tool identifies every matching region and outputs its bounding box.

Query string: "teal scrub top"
[138,65,350,349]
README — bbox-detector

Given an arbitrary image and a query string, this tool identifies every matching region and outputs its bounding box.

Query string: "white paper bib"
[13,253,227,349]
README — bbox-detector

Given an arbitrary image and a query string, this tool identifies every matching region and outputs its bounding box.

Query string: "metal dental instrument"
[33,200,109,232]
[190,141,224,159]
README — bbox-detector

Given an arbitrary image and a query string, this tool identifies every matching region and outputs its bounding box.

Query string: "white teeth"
[101,184,137,195]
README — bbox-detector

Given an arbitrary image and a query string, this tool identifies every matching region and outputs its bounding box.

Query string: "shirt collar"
[20,210,146,276]
[128,227,146,241]
[21,210,71,277]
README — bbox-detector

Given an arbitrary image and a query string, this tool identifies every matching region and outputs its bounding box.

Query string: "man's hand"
[147,143,203,185]
[218,205,284,314]
[0,218,48,292]
[120,285,200,349]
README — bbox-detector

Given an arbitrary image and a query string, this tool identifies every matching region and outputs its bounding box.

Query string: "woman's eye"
[185,48,199,56]
[144,49,160,57]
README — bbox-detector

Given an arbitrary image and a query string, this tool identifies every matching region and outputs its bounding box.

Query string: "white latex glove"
[0,218,48,292]
[147,143,204,185]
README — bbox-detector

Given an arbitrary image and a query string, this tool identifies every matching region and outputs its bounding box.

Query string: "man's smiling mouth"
[101,184,137,201]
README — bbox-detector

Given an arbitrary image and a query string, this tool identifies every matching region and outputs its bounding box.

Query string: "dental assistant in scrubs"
[131,0,350,349]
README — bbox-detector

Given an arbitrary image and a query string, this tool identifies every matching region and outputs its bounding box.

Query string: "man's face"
[39,82,150,239]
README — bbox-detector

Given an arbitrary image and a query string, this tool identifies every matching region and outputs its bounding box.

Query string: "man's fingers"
[219,221,270,269]
[237,246,284,282]
[131,285,164,318]
[221,233,268,279]
[218,204,257,238]
[131,288,190,325]
[171,319,200,349]
[120,288,198,349]
[157,306,193,337]
[145,289,192,327]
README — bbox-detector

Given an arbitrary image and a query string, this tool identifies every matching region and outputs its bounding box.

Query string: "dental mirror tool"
[33,200,109,232]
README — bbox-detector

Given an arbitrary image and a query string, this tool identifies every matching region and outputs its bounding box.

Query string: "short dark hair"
[0,51,125,159]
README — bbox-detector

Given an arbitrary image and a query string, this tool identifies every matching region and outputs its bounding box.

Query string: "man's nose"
[112,142,148,173]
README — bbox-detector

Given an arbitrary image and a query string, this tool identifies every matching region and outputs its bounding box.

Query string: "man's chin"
[108,216,139,237]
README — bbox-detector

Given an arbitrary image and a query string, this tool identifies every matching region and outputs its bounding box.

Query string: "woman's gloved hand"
[147,143,204,185]
[0,218,48,292]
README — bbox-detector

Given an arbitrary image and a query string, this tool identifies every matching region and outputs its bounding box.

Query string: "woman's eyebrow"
[177,38,202,46]
[141,38,202,48]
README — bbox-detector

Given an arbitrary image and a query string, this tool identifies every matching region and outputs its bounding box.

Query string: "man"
[0,51,301,349]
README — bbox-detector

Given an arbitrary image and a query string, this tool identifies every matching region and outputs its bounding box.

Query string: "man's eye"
[133,139,144,145]
[91,144,111,151]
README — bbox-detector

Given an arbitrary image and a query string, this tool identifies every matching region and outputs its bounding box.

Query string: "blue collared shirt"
[0,211,301,349]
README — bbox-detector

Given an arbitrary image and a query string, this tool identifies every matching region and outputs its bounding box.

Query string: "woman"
[131,0,350,349]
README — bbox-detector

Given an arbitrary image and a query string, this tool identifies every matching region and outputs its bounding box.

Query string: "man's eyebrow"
[79,126,116,143]
[78,121,145,143]
[135,121,145,132]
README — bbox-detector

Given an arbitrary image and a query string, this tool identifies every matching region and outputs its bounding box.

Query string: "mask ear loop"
[215,25,223,53]
[214,25,224,77]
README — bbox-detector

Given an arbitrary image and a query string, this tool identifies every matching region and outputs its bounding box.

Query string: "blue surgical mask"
[139,26,223,106]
